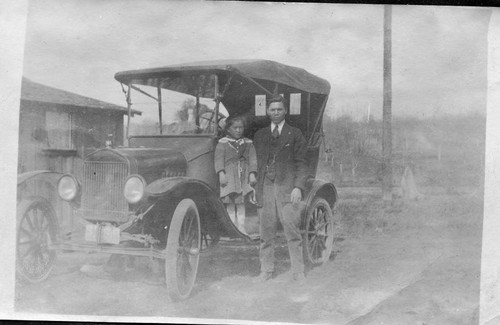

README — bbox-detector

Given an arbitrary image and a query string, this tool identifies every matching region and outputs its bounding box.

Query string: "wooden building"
[17,77,140,233]
[18,77,140,177]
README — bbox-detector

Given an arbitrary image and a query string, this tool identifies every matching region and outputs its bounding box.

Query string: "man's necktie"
[272,125,279,138]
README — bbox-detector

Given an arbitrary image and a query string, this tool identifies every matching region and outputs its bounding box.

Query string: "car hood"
[85,147,187,183]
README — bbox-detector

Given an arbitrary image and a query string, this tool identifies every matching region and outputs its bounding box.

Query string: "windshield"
[126,85,227,136]
[163,108,226,135]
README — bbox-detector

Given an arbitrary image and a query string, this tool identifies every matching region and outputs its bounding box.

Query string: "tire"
[16,197,58,283]
[302,197,335,266]
[165,199,201,300]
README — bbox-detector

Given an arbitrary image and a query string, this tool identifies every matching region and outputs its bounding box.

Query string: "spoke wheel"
[16,197,58,283]
[165,199,201,300]
[303,197,335,266]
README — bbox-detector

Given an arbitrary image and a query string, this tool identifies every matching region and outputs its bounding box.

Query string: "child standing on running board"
[215,116,257,234]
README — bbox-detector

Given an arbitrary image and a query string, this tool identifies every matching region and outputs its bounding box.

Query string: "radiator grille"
[80,161,129,222]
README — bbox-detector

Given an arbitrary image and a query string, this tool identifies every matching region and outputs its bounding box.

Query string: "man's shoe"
[253,271,273,283]
[292,272,306,283]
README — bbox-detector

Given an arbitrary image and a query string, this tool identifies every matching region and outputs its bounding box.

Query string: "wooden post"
[382,5,393,202]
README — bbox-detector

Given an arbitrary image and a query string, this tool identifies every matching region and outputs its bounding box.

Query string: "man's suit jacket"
[253,122,309,205]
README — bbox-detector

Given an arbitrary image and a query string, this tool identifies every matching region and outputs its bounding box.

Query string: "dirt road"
[14,187,482,324]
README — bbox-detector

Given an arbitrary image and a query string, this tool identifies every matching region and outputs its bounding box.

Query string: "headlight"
[58,174,79,201]
[124,175,146,204]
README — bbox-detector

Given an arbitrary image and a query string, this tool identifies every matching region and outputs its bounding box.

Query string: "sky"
[22,1,492,122]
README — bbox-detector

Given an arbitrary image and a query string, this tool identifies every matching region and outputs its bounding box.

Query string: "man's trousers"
[259,180,304,274]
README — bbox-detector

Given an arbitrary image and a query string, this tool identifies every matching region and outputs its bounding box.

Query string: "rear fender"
[144,177,247,239]
[303,179,338,214]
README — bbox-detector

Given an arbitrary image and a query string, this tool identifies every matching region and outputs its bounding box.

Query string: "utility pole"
[382,5,393,202]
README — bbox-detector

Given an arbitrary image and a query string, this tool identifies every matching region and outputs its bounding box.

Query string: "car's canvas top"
[115,59,330,95]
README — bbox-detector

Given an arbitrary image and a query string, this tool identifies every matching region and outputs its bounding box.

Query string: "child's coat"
[215,137,257,200]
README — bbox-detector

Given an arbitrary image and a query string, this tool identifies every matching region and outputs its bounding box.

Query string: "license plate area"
[85,223,120,245]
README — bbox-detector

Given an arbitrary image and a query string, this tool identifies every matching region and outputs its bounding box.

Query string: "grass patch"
[335,187,483,237]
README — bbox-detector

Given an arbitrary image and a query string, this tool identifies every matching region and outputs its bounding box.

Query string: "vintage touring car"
[16,60,338,300]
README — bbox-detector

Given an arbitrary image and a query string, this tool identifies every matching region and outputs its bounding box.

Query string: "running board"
[50,241,167,259]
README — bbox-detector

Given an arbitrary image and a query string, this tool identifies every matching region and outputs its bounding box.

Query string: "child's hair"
[225,115,247,131]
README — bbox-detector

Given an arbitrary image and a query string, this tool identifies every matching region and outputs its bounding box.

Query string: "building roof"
[21,77,141,115]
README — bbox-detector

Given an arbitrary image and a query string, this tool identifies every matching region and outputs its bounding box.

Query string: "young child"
[215,116,257,234]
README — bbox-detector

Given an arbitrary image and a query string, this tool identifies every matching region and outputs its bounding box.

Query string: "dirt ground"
[14,186,483,324]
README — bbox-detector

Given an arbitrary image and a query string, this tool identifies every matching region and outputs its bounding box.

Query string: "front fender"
[17,170,64,202]
[17,170,63,187]
[144,177,248,240]
[145,176,212,198]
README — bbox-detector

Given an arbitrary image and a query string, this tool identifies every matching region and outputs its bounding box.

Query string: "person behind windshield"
[215,116,257,234]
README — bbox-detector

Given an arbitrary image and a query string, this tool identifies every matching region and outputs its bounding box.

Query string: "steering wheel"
[199,111,225,135]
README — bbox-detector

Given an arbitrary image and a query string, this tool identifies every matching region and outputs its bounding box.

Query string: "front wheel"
[302,197,335,266]
[165,199,201,301]
[16,197,58,283]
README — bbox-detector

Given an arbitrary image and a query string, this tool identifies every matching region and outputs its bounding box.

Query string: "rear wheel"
[302,197,335,266]
[16,197,58,283]
[165,199,201,300]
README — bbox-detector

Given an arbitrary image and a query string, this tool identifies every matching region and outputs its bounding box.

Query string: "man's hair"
[267,95,286,108]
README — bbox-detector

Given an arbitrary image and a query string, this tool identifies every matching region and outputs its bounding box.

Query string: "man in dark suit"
[253,96,309,282]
